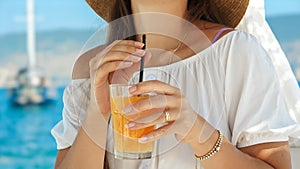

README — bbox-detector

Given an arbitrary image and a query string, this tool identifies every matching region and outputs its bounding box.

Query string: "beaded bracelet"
[194,130,223,161]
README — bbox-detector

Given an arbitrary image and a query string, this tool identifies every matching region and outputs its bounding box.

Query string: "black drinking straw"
[138,34,146,83]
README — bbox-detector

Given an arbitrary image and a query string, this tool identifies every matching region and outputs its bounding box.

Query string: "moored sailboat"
[9,0,56,105]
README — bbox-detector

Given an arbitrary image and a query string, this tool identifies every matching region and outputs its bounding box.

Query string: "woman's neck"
[131,0,187,18]
[130,0,226,67]
[136,34,182,52]
[131,0,188,51]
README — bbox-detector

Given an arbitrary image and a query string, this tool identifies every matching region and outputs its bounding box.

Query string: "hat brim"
[215,0,250,27]
[86,0,116,22]
[86,0,249,28]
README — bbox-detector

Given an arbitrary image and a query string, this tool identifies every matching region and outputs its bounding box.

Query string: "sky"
[0,0,103,35]
[0,0,300,35]
[265,0,300,16]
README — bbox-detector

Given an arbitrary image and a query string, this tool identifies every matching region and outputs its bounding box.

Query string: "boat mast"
[26,0,37,69]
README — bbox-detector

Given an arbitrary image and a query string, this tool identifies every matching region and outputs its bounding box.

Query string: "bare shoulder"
[72,45,107,79]
[193,20,233,42]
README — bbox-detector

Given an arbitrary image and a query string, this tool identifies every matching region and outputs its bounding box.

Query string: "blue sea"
[0,88,65,169]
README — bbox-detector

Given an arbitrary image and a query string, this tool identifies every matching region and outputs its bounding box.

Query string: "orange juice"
[110,95,154,154]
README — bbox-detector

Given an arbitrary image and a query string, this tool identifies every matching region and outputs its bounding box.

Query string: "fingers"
[122,95,180,116]
[117,40,144,48]
[101,46,146,64]
[129,80,181,96]
[90,40,146,71]
[108,51,152,84]
[102,51,143,64]
[138,123,174,143]
[126,108,178,130]
[123,93,181,131]
[110,45,146,56]
[94,61,134,84]
[90,40,148,83]
[121,81,183,130]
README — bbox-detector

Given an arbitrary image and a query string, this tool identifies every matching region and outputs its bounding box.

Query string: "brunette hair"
[107,0,135,43]
[187,0,223,24]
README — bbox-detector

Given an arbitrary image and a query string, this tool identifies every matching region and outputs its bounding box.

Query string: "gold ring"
[164,110,171,122]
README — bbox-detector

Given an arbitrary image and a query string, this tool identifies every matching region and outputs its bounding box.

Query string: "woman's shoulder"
[72,44,107,79]
[212,30,276,75]
[215,30,266,58]
[65,44,109,101]
[218,30,259,46]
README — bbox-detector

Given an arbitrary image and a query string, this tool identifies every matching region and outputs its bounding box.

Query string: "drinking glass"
[109,84,155,159]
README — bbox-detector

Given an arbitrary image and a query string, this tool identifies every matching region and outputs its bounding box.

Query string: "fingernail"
[129,55,141,62]
[120,61,133,67]
[134,49,146,56]
[125,122,136,128]
[139,136,148,143]
[129,86,137,93]
[123,106,133,114]
[135,42,144,47]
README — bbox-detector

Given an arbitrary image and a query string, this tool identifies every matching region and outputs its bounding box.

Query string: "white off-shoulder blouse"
[51,31,300,169]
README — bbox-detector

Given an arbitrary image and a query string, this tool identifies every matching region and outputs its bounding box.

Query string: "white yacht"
[9,0,56,105]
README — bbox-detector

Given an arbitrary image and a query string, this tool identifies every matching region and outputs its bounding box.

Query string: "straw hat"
[86,0,249,28]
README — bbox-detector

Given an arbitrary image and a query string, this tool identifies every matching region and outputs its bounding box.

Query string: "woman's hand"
[123,80,206,143]
[88,40,151,120]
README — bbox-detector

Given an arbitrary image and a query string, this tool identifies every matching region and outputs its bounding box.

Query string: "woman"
[51,0,299,169]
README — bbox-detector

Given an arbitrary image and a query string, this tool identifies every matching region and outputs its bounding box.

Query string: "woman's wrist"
[194,130,223,160]
[190,129,220,158]
[185,115,220,157]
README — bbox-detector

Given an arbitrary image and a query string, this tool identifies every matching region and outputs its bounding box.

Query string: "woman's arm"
[189,119,292,169]
[53,40,147,169]
[54,129,107,169]
[54,148,69,169]
[54,106,108,169]
[240,141,291,168]
[125,80,293,169]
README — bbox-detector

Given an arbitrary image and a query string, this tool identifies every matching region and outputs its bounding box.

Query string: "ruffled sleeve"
[51,79,91,149]
[223,31,300,148]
